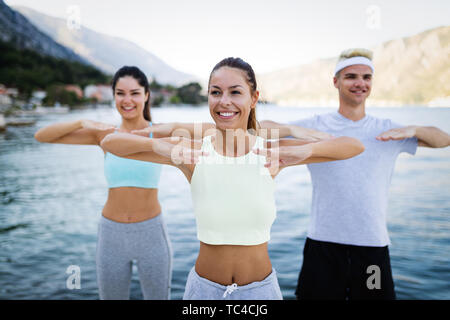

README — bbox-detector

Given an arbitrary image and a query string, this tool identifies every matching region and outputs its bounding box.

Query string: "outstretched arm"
[131,122,215,140]
[259,120,333,141]
[376,126,450,148]
[100,132,205,166]
[254,137,365,171]
[34,120,115,145]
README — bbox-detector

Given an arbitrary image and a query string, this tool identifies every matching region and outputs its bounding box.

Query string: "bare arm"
[259,120,333,141]
[301,137,365,163]
[171,122,216,139]
[34,120,115,145]
[256,137,365,173]
[100,132,205,166]
[132,122,216,140]
[376,125,450,148]
[259,120,292,139]
[415,126,450,148]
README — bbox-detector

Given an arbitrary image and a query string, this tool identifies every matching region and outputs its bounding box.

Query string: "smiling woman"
[208,57,259,133]
[112,66,151,122]
[34,65,173,300]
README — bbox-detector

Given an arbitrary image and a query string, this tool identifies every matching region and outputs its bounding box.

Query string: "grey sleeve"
[389,120,419,155]
[285,116,319,139]
[289,116,317,129]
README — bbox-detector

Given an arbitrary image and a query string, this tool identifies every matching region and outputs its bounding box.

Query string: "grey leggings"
[96,214,172,300]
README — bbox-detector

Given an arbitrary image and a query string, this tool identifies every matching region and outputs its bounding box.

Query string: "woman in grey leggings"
[34,66,172,299]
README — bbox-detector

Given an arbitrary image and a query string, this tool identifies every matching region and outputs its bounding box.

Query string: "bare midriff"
[102,187,161,223]
[195,242,272,286]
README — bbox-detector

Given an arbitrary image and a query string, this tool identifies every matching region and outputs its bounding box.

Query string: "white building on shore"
[84,85,113,103]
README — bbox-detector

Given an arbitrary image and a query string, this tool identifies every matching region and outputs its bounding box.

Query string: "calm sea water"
[0,105,449,300]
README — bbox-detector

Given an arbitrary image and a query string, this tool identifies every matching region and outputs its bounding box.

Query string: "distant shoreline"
[1,103,449,117]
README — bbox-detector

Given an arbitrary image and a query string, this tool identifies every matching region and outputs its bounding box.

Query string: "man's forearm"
[414,126,450,148]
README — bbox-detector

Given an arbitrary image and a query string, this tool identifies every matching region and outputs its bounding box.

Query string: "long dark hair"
[111,66,151,121]
[208,57,259,131]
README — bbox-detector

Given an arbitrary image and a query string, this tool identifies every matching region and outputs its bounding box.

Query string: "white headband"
[334,56,374,75]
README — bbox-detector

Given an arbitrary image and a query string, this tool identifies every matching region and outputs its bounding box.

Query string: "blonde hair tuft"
[338,48,373,61]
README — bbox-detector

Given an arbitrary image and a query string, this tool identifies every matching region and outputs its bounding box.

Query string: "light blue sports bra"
[104,122,162,189]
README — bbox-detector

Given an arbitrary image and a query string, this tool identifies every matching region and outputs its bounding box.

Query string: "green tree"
[176,82,206,105]
[149,79,162,90]
[43,85,82,107]
[151,95,164,107]
[0,39,110,99]
[169,95,181,104]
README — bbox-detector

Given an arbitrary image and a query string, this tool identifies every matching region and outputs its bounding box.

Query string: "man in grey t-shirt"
[261,48,450,299]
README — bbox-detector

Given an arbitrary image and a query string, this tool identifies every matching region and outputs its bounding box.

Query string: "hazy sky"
[5,0,450,78]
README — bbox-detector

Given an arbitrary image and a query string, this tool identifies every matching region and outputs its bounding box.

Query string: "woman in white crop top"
[101,57,365,300]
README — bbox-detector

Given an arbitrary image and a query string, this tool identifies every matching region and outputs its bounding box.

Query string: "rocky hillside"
[0,0,85,64]
[258,26,450,106]
[15,5,199,86]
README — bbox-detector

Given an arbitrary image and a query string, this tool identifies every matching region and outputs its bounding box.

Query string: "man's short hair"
[338,48,373,62]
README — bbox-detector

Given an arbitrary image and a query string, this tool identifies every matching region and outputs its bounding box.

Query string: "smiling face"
[114,76,149,120]
[208,67,258,131]
[333,64,372,107]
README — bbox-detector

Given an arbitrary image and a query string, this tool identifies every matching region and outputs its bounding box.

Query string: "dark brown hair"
[209,57,259,132]
[111,66,151,121]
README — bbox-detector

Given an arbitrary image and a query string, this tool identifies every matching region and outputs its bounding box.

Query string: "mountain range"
[2,1,449,105]
[0,0,84,64]
[12,4,199,86]
[257,26,450,107]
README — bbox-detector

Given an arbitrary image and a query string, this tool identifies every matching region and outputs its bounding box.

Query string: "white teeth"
[220,112,235,117]
[123,106,135,110]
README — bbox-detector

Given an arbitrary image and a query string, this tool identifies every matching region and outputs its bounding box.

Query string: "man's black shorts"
[296,237,396,300]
